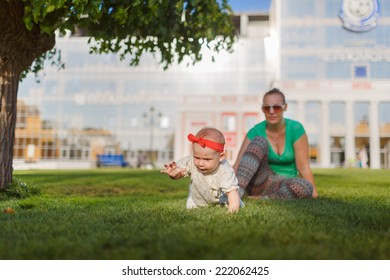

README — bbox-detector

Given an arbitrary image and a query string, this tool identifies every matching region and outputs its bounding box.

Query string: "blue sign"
[354,66,368,78]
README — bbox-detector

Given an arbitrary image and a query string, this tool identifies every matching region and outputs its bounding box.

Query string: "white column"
[345,101,355,167]
[369,100,380,169]
[235,112,244,160]
[320,101,330,168]
[174,110,184,160]
[296,100,305,124]
[240,15,249,37]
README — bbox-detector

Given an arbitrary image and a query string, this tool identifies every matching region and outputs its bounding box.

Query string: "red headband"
[187,133,224,152]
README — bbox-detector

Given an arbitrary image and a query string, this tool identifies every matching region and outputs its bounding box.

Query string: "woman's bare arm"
[233,136,251,173]
[294,134,318,198]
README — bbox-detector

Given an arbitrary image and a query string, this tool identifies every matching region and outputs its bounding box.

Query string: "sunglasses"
[261,104,285,113]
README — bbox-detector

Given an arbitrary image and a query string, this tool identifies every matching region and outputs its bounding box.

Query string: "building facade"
[269,0,390,169]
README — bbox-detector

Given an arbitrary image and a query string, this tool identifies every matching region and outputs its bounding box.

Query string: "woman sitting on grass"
[161,127,243,213]
[233,88,318,199]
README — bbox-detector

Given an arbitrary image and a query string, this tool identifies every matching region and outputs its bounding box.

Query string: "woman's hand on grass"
[312,187,318,198]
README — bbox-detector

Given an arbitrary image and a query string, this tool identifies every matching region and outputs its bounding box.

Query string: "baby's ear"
[219,152,225,162]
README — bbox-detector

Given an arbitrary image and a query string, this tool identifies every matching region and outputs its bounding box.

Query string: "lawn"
[0,168,389,260]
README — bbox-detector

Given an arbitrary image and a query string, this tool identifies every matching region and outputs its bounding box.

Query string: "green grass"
[0,168,389,260]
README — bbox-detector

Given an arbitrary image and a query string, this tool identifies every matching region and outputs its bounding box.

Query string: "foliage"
[0,168,389,260]
[20,47,65,81]
[21,0,235,73]
[0,177,40,200]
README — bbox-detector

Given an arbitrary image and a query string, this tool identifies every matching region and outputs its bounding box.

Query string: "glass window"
[285,0,315,17]
[327,63,350,79]
[243,113,259,132]
[371,63,390,79]
[379,103,390,167]
[305,102,321,164]
[284,101,297,120]
[330,102,345,135]
[305,101,321,128]
[354,102,369,136]
[379,102,390,126]
[354,102,370,164]
[222,114,236,132]
[326,0,342,17]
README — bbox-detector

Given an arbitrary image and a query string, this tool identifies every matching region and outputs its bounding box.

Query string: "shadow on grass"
[14,170,188,198]
[240,196,390,260]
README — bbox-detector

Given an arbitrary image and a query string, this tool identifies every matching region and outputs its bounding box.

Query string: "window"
[329,102,345,135]
[243,113,259,132]
[222,113,236,132]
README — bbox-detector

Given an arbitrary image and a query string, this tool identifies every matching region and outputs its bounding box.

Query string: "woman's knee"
[296,179,313,198]
[247,137,268,154]
[286,178,313,198]
[251,136,268,146]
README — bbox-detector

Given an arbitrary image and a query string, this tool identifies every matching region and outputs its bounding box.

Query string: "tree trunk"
[0,0,55,189]
[0,64,19,188]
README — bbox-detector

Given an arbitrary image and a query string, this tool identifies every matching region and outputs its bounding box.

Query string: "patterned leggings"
[236,137,313,199]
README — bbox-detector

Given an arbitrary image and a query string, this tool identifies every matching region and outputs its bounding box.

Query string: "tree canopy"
[24,0,235,72]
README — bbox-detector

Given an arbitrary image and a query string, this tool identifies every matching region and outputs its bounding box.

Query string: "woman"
[233,88,318,199]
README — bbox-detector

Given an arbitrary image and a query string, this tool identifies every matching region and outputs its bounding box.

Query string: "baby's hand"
[160,161,187,179]
[227,189,240,213]
[228,202,240,213]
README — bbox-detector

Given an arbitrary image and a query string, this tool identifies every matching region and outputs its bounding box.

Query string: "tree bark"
[0,63,19,188]
[0,0,55,189]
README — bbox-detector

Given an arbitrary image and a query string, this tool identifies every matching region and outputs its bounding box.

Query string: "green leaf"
[46,5,55,13]
[23,16,34,31]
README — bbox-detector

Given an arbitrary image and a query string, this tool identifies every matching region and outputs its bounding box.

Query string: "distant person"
[137,152,146,168]
[358,146,368,169]
[161,127,243,213]
[233,88,318,199]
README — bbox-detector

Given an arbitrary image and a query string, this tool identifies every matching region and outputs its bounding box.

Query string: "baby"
[161,127,243,213]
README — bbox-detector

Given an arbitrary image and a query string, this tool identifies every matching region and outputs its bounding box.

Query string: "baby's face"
[192,143,223,174]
